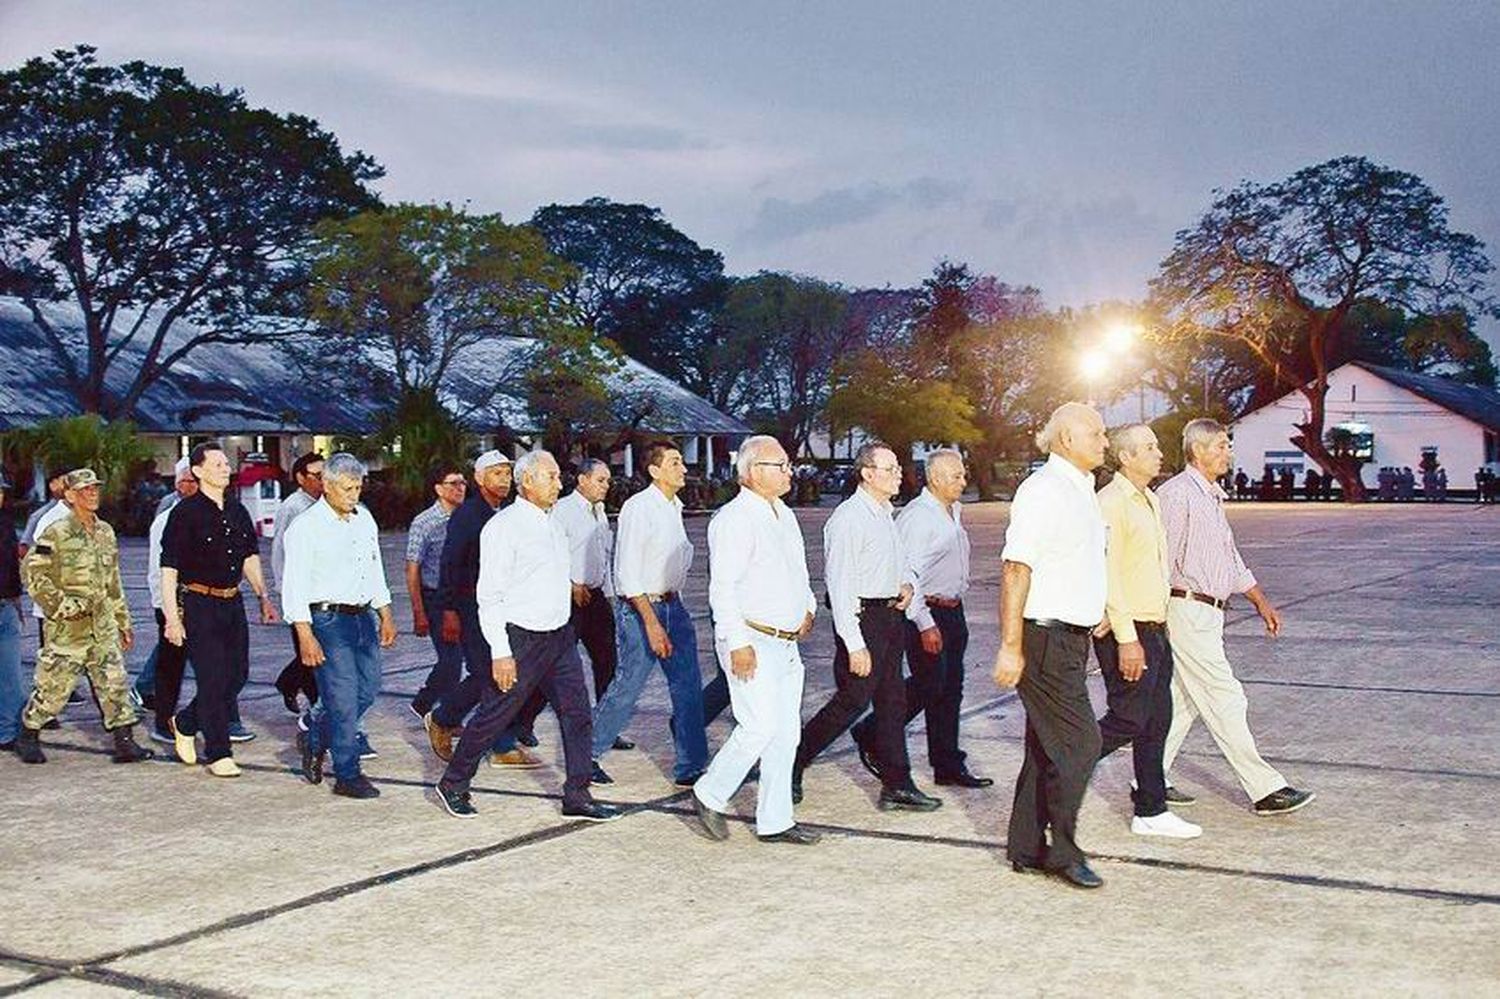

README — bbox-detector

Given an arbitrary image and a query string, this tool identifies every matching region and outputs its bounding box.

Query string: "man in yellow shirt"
[1093,425,1201,839]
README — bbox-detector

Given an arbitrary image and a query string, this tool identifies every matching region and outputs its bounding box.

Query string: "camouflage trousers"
[22,643,138,732]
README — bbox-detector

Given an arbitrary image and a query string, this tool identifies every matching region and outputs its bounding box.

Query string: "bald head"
[1036,402,1107,473]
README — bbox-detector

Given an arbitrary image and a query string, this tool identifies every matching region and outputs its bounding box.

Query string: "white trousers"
[1163,597,1287,803]
[694,631,805,836]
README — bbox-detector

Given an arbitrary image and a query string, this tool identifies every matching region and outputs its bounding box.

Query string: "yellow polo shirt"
[1097,472,1169,643]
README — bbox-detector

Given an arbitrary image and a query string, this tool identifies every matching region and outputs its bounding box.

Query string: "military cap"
[65,468,101,490]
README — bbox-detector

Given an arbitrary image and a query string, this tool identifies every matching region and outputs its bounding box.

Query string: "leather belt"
[1170,587,1227,610]
[643,591,677,604]
[860,596,901,609]
[925,595,962,609]
[309,601,370,615]
[747,620,802,641]
[1026,617,1092,635]
[183,583,239,600]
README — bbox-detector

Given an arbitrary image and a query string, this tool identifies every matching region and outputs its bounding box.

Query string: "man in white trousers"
[691,436,820,845]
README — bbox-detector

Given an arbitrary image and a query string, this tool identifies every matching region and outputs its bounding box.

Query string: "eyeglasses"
[753,461,791,472]
[870,464,902,475]
[303,470,323,480]
[440,478,467,487]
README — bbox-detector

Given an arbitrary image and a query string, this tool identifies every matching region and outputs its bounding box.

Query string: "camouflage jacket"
[23,513,132,642]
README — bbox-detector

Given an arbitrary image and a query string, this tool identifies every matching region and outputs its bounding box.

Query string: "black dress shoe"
[612,736,635,751]
[1053,861,1103,889]
[516,729,539,748]
[333,775,381,799]
[562,800,624,822]
[878,786,943,812]
[279,688,300,714]
[674,771,704,788]
[854,734,882,781]
[437,783,478,818]
[935,770,994,789]
[1010,859,1046,875]
[590,760,614,786]
[692,794,730,841]
[759,823,821,845]
[791,771,803,805]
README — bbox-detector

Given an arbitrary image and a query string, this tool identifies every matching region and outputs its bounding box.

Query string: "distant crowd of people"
[1224,462,1488,502]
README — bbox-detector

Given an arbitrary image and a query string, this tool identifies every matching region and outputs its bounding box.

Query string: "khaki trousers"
[1163,597,1285,803]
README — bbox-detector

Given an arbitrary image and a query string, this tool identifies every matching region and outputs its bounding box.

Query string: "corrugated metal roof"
[1353,362,1500,433]
[0,297,749,437]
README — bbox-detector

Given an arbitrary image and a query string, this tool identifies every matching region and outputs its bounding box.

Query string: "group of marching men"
[3,401,1313,886]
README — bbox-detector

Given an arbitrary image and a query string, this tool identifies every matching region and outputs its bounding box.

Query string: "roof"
[1350,362,1500,433]
[0,297,749,438]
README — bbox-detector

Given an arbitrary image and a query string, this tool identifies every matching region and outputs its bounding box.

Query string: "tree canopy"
[0,46,381,417]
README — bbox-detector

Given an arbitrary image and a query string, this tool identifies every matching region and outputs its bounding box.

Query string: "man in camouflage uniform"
[14,468,153,764]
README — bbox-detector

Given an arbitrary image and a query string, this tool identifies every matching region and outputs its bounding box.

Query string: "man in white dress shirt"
[691,436,819,845]
[550,459,625,717]
[281,453,397,799]
[139,458,197,740]
[794,442,942,813]
[270,452,324,714]
[851,449,991,789]
[434,450,622,822]
[589,443,708,786]
[994,403,1108,889]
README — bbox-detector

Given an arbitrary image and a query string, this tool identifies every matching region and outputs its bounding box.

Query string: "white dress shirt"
[707,488,817,651]
[551,489,615,595]
[147,506,170,610]
[823,486,919,654]
[279,500,393,624]
[476,497,572,658]
[897,487,971,632]
[613,485,693,598]
[1001,453,1107,627]
[270,488,318,593]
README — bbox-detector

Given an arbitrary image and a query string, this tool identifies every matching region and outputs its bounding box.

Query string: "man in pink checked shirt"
[1156,419,1314,817]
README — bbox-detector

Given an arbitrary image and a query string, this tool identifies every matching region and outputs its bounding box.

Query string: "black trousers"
[797,603,912,791]
[1007,620,1101,870]
[571,587,617,701]
[440,623,594,808]
[1093,622,1174,817]
[434,599,545,741]
[150,607,191,736]
[853,603,970,777]
[174,592,249,764]
[276,626,318,705]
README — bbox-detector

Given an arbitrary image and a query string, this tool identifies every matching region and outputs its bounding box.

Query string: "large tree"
[1151,156,1496,500]
[720,271,853,456]
[0,46,381,417]
[529,198,729,401]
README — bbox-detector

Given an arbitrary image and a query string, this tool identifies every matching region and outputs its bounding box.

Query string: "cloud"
[740,176,967,245]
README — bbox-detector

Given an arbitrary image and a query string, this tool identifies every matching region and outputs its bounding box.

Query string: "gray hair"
[735,435,783,481]
[323,452,367,483]
[853,440,893,472]
[576,458,609,480]
[924,448,964,475]
[1034,402,1097,454]
[513,448,555,487]
[1109,423,1156,458]
[1182,418,1228,465]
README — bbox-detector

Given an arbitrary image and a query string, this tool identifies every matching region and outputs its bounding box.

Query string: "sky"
[3,0,1500,329]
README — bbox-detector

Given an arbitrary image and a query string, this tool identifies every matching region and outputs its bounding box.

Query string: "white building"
[1229,361,1500,486]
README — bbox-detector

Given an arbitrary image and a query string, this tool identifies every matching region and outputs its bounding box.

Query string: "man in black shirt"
[0,477,23,750]
[160,442,278,777]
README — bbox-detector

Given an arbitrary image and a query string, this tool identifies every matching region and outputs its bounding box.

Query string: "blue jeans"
[591,597,707,780]
[134,643,157,697]
[306,610,382,783]
[0,602,24,744]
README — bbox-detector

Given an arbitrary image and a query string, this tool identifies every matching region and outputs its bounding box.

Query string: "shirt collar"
[855,484,893,517]
[1110,471,1156,503]
[1045,452,1096,492]
[1186,465,1228,501]
[516,496,550,521]
[647,484,682,511]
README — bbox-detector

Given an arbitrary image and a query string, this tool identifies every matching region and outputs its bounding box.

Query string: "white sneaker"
[1131,811,1203,839]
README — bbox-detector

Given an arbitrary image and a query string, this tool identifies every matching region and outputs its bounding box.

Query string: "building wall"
[1230,366,1485,485]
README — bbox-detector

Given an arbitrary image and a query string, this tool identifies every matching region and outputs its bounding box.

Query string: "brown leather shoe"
[489,747,543,769]
[424,711,456,762]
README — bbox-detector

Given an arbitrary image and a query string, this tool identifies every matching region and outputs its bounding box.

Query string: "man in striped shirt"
[1156,418,1314,817]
